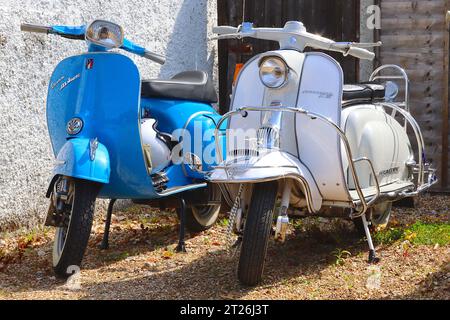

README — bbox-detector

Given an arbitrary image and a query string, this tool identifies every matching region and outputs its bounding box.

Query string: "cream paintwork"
[342,105,413,189]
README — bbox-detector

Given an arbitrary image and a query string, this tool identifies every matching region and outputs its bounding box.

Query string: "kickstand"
[361,214,380,264]
[100,199,116,250]
[176,197,187,253]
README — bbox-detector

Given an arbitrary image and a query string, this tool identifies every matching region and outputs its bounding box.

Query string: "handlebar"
[212,22,379,61]
[20,22,165,65]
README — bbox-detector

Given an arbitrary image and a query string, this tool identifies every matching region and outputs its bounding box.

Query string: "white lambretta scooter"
[210,21,438,286]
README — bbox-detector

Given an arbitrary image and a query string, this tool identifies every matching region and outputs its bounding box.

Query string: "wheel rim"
[191,185,221,226]
[53,179,75,266]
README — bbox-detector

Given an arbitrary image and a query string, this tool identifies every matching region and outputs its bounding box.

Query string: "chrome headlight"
[259,57,288,88]
[86,20,124,49]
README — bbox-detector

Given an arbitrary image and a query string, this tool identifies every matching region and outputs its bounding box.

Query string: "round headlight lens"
[259,57,288,88]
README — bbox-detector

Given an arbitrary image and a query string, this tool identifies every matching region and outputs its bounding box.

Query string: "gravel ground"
[0,194,448,300]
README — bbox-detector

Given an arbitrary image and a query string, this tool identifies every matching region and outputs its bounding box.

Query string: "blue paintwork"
[54,138,110,184]
[51,25,86,36]
[45,24,224,200]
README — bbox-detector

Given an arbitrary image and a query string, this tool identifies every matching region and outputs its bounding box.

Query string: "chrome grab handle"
[214,106,376,217]
[370,65,410,113]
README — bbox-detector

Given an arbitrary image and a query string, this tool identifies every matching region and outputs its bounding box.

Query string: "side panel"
[296,53,351,202]
[342,105,413,188]
[140,98,222,180]
[47,53,155,199]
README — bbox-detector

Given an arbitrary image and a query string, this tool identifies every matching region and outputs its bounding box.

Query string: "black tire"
[238,181,278,286]
[53,179,99,278]
[353,202,392,237]
[177,184,221,233]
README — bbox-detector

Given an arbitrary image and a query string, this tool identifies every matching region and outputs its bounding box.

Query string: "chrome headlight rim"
[259,56,288,88]
[85,19,124,49]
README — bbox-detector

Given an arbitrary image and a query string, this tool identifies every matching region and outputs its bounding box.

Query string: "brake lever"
[334,41,382,49]
[209,33,244,41]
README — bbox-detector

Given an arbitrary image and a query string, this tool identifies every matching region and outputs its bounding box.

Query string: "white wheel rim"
[52,180,75,267]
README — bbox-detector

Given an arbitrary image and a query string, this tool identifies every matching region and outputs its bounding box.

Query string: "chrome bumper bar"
[213,106,381,217]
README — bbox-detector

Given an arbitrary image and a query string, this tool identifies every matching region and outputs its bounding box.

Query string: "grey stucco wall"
[359,0,375,81]
[0,0,218,230]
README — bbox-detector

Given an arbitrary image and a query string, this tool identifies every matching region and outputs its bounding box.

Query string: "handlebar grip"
[212,26,238,35]
[20,23,52,34]
[144,51,166,65]
[346,46,375,61]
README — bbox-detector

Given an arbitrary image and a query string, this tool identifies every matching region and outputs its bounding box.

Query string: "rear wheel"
[353,201,392,237]
[52,178,99,278]
[178,184,222,232]
[237,181,278,286]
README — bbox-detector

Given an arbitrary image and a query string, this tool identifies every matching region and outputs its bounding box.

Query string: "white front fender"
[209,151,323,213]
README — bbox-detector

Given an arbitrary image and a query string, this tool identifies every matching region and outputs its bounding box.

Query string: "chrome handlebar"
[212,24,380,61]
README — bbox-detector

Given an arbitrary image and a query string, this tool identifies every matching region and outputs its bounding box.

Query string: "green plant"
[407,221,450,246]
[332,248,351,266]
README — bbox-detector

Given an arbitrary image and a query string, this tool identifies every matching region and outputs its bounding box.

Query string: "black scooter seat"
[343,82,385,104]
[141,71,218,103]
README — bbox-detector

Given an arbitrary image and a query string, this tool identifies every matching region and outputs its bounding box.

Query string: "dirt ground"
[0,194,448,300]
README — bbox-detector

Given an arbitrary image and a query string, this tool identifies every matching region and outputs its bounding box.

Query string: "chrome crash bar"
[380,102,438,194]
[214,106,382,217]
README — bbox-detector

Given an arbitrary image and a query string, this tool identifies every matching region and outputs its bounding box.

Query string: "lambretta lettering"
[180,304,214,318]
[379,167,399,176]
[302,89,333,99]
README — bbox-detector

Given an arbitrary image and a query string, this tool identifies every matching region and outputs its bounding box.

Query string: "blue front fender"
[53,138,110,184]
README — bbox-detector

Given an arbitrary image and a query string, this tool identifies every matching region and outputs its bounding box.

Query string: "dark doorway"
[217,0,360,114]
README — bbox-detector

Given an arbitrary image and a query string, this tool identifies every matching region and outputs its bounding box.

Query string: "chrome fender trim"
[209,151,323,213]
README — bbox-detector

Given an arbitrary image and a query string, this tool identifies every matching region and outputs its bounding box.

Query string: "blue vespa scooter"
[21,20,223,277]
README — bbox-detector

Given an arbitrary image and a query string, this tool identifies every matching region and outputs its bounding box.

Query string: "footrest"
[350,181,415,202]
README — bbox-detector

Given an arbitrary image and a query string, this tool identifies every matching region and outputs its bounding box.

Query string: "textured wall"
[0,0,218,230]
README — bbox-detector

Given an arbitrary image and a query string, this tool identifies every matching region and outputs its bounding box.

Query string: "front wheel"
[238,181,278,286]
[52,178,100,278]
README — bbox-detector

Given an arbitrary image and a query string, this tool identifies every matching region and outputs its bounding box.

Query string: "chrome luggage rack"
[370,64,438,196]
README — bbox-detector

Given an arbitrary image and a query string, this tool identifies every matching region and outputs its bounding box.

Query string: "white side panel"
[296,53,351,202]
[342,105,412,188]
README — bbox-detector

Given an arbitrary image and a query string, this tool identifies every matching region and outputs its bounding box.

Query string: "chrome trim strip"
[156,182,207,197]
[210,173,318,213]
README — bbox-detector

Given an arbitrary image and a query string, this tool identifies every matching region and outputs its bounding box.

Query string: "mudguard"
[209,151,323,212]
[52,138,110,184]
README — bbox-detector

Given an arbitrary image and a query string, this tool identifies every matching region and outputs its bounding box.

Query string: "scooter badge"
[86,58,94,70]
